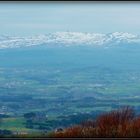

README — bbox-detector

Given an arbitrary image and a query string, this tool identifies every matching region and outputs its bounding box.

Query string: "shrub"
[52,106,140,138]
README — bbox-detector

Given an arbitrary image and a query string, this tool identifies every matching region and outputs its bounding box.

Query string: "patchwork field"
[0,46,140,135]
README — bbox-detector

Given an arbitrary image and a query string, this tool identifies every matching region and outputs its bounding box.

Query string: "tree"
[23,112,36,120]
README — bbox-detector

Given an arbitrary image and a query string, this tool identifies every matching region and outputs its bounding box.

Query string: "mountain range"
[0,32,140,49]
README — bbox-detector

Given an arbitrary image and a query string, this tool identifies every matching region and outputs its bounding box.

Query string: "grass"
[0,117,35,132]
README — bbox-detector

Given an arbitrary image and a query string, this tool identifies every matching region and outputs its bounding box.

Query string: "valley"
[0,44,140,136]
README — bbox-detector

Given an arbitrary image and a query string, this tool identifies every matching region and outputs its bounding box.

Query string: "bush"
[52,106,140,138]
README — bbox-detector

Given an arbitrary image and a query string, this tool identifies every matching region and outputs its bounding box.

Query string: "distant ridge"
[0,32,140,49]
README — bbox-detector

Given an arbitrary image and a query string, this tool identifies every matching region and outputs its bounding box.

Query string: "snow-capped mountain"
[0,32,140,49]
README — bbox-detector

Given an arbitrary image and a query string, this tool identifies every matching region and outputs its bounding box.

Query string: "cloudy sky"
[0,2,140,36]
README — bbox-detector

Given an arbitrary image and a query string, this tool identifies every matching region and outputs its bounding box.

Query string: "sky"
[0,2,140,36]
